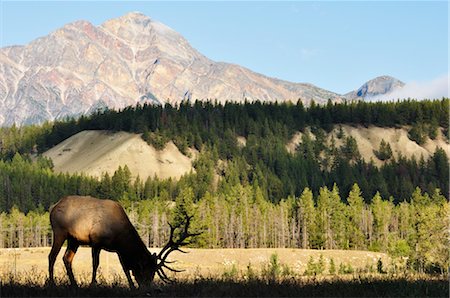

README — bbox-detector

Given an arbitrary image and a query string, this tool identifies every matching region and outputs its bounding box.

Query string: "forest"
[0,98,448,273]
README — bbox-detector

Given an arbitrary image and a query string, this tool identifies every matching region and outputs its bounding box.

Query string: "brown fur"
[48,196,156,288]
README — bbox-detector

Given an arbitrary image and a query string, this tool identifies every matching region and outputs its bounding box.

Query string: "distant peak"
[349,75,405,99]
[66,20,94,28]
[101,11,153,30]
[125,11,146,17]
[366,75,403,84]
[121,11,151,22]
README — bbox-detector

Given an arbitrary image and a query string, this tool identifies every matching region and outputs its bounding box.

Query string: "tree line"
[0,144,448,213]
[0,99,448,159]
[1,183,447,274]
[0,99,448,205]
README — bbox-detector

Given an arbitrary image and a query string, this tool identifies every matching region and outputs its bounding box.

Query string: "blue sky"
[1,1,448,94]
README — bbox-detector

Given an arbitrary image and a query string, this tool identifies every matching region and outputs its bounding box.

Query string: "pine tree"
[347,183,366,249]
[298,188,315,249]
[370,192,393,251]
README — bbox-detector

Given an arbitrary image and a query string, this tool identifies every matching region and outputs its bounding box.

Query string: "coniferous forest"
[0,98,448,273]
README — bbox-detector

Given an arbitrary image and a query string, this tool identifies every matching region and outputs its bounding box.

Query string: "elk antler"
[156,214,200,283]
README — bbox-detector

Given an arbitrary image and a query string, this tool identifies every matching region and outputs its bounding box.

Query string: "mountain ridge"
[1,12,399,126]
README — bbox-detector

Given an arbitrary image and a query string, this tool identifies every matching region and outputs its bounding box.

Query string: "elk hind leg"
[48,230,66,285]
[63,238,79,286]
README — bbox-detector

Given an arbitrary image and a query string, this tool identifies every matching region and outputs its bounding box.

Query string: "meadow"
[0,247,447,297]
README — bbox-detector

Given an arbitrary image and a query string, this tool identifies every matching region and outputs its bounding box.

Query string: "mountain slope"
[0,12,342,126]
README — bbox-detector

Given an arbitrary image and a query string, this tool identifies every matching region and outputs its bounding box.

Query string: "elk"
[48,195,198,288]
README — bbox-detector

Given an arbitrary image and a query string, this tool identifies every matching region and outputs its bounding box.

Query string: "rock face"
[345,76,405,100]
[0,12,343,126]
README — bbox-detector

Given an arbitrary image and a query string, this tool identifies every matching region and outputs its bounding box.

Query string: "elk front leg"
[63,239,79,286]
[91,246,101,286]
[118,254,135,289]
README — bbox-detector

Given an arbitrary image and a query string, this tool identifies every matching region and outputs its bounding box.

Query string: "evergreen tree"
[346,184,366,249]
[297,188,315,249]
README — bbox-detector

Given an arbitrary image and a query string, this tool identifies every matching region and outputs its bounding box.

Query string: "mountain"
[0,12,344,126]
[345,75,405,100]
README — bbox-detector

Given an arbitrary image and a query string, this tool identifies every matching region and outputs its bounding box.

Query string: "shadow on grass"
[1,276,448,297]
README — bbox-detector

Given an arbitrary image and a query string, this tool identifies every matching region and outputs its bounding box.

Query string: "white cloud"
[368,74,449,101]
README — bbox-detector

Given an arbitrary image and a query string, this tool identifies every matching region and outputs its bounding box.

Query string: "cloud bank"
[368,74,449,101]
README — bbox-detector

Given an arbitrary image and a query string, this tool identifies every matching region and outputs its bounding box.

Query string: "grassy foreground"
[1,275,448,297]
[0,248,447,297]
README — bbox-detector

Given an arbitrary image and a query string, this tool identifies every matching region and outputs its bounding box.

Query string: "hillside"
[43,130,194,180]
[287,125,449,166]
[1,99,448,211]
[41,125,449,181]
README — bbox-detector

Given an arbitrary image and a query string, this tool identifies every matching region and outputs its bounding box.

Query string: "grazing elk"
[48,195,198,288]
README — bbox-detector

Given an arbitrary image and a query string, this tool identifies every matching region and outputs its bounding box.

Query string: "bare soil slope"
[287,125,449,166]
[43,130,193,180]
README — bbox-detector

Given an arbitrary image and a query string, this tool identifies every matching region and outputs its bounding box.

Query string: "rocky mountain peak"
[346,75,405,100]
[0,12,344,126]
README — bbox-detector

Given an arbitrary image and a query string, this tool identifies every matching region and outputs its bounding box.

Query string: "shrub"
[329,258,336,275]
[222,263,238,281]
[142,130,168,150]
[373,139,393,161]
[337,125,345,139]
[338,262,354,274]
[408,123,427,145]
[304,255,325,276]
[262,253,282,282]
[281,264,295,278]
[245,262,257,281]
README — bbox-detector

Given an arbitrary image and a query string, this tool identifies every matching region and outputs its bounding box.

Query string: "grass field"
[0,247,447,297]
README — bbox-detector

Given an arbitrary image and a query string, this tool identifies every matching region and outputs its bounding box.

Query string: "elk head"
[133,252,158,287]
[137,214,200,286]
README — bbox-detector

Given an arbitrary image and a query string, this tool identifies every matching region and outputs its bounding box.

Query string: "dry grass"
[0,270,447,297]
[0,248,447,297]
[0,247,389,281]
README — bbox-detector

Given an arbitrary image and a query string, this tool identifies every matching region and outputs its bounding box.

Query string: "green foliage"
[1,100,449,205]
[222,263,239,281]
[0,183,448,275]
[388,239,411,258]
[245,262,257,280]
[338,263,354,274]
[262,253,282,282]
[373,139,393,161]
[142,130,168,150]
[0,100,449,273]
[408,123,428,145]
[304,255,325,276]
[341,136,361,161]
[329,258,336,275]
